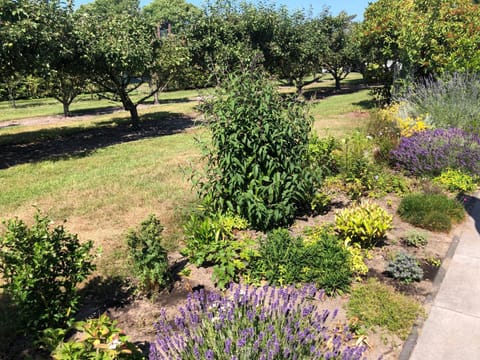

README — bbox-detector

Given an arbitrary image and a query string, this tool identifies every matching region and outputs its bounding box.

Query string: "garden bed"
[76,192,468,360]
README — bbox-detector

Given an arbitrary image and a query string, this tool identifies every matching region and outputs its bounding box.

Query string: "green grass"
[311,89,374,137]
[347,278,424,339]
[0,87,206,122]
[0,85,373,276]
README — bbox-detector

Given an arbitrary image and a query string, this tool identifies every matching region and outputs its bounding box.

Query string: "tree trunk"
[7,86,16,108]
[128,105,140,129]
[62,102,70,117]
[118,88,140,128]
[153,91,159,105]
[335,76,341,90]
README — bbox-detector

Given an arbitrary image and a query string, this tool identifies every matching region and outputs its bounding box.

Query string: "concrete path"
[406,193,480,360]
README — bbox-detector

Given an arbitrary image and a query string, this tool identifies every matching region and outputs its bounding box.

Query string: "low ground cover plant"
[335,201,393,248]
[248,228,353,294]
[390,128,480,176]
[398,192,465,232]
[433,169,478,193]
[150,284,366,360]
[403,230,428,247]
[347,279,423,339]
[126,215,170,295]
[53,314,143,359]
[386,251,424,284]
[0,212,95,331]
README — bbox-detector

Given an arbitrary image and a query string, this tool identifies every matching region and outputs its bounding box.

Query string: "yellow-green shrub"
[377,102,429,137]
[346,243,370,277]
[335,201,393,248]
[433,169,478,193]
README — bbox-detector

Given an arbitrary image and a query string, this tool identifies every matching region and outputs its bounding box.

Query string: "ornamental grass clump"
[150,284,366,360]
[398,193,465,232]
[390,128,480,176]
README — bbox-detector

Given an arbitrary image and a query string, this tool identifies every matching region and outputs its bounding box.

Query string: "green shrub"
[386,252,424,284]
[182,213,252,288]
[347,279,423,339]
[366,110,401,163]
[126,215,170,295]
[398,193,465,232]
[403,230,428,247]
[198,70,315,231]
[53,314,143,359]
[335,201,393,248]
[249,228,353,295]
[433,169,478,193]
[309,191,332,215]
[0,212,95,331]
[307,135,339,182]
[335,131,374,182]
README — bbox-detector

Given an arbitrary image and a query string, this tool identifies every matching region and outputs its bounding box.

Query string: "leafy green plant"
[403,230,428,247]
[386,251,424,284]
[53,314,144,359]
[309,191,332,215]
[335,201,393,248]
[347,279,423,339]
[366,109,401,163]
[182,213,253,288]
[126,215,170,295]
[335,131,374,181]
[198,70,315,231]
[398,193,465,232]
[249,228,353,295]
[433,169,478,193]
[307,134,339,182]
[0,212,95,331]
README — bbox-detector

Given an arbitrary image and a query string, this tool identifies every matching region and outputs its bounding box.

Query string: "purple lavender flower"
[391,128,480,176]
[149,284,366,360]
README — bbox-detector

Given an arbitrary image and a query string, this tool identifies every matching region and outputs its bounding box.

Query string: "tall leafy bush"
[0,213,95,331]
[199,70,314,230]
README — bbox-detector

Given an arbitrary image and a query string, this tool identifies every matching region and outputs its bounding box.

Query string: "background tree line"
[1,0,479,124]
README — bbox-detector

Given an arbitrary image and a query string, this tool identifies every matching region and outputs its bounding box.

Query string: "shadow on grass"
[302,84,368,102]
[0,110,199,169]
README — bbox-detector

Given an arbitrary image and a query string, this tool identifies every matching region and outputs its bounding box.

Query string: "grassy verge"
[0,86,373,276]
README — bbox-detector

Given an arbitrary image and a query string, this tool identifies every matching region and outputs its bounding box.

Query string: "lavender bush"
[150,284,366,360]
[390,128,480,176]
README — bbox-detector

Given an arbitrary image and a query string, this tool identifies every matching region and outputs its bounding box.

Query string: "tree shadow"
[458,193,480,235]
[302,84,368,102]
[76,276,136,321]
[0,110,199,169]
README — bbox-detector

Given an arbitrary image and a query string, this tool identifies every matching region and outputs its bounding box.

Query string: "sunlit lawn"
[0,80,373,275]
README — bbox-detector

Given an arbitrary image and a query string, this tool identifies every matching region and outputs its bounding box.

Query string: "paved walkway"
[404,192,480,359]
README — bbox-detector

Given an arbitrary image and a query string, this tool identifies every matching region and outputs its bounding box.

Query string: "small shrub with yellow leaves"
[335,201,393,248]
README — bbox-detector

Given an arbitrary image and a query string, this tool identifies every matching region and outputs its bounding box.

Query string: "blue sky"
[75,0,372,20]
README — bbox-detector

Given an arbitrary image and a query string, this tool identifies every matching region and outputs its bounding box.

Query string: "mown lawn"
[0,77,373,275]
